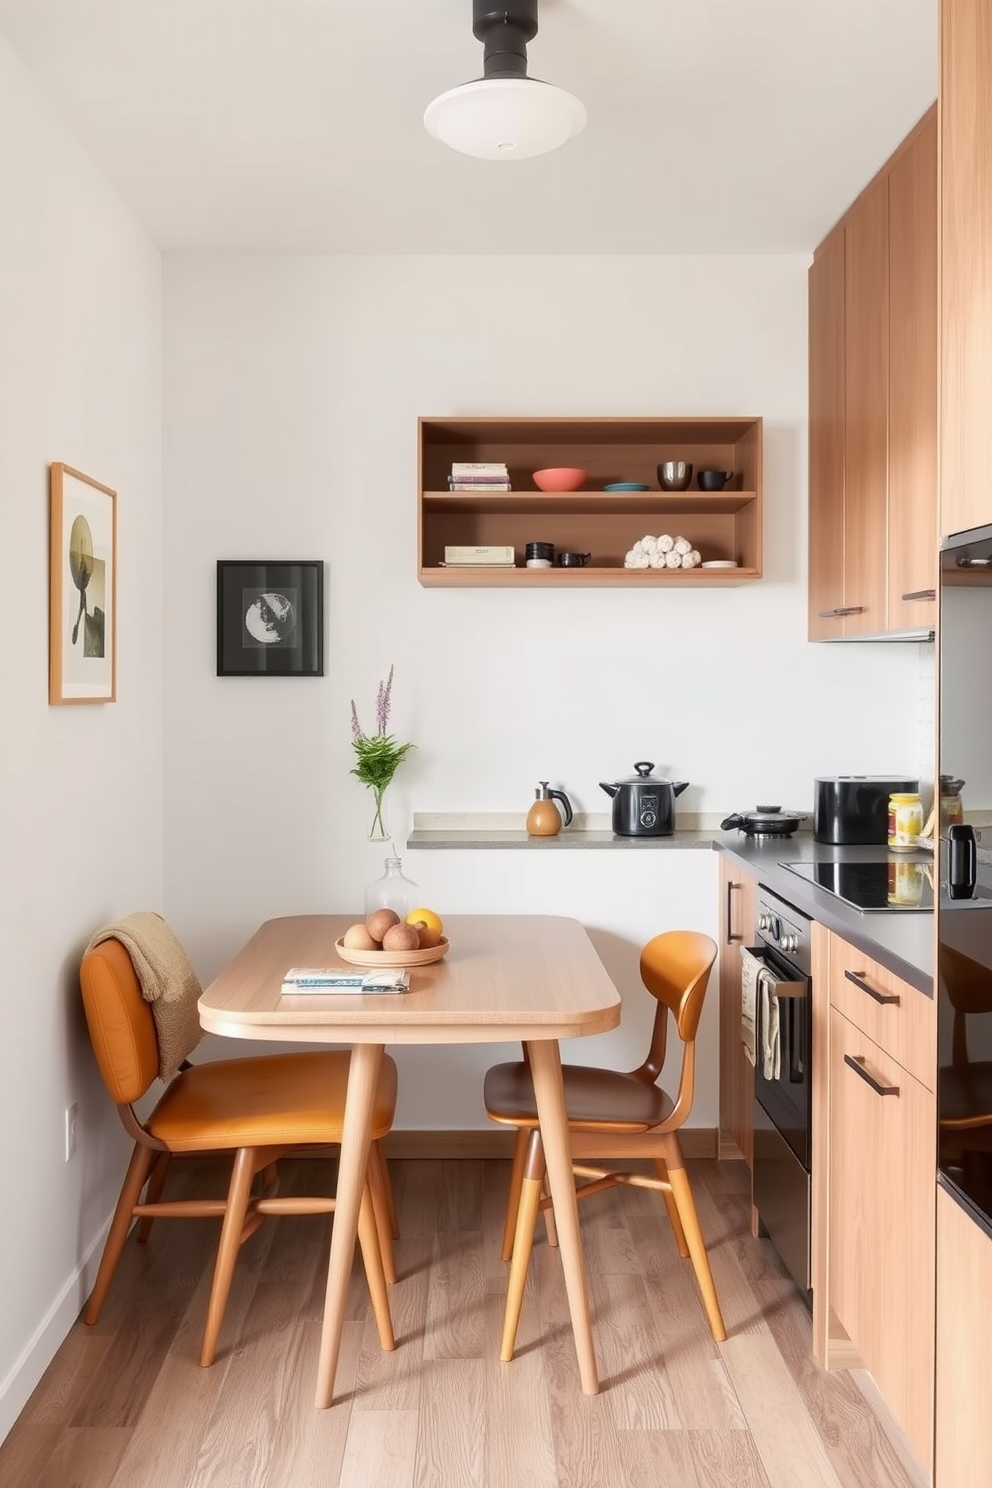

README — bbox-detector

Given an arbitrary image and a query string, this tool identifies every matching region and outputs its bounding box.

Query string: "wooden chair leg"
[653,1157,689,1257]
[85,1142,157,1325]
[541,1174,559,1249]
[372,1140,400,1240]
[501,1128,529,1261]
[367,1142,397,1284]
[500,1131,545,1362]
[200,1146,257,1367]
[358,1181,396,1352]
[664,1144,727,1342]
[136,1152,172,1243]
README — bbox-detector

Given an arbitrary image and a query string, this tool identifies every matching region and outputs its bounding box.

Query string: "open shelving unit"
[418,416,763,587]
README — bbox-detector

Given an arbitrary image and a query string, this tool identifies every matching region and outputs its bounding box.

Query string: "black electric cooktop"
[781,858,935,912]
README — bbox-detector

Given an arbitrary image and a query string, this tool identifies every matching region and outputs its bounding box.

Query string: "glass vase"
[364,857,419,920]
[368,786,390,841]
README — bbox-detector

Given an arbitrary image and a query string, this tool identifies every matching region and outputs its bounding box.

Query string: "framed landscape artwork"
[49,463,117,705]
[216,560,324,676]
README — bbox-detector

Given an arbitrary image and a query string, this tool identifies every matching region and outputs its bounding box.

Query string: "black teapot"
[599,761,689,838]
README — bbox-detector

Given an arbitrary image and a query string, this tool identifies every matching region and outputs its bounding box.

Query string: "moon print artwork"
[49,464,117,704]
[244,591,298,646]
[216,561,324,676]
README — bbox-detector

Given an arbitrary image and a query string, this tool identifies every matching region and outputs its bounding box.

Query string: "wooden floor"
[1,1157,927,1488]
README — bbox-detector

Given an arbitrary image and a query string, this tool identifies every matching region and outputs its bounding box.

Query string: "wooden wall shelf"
[418,416,764,588]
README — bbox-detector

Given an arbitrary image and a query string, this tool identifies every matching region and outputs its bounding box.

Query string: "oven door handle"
[745,947,807,999]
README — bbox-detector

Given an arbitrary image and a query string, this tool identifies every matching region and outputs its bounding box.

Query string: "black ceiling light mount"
[424,1,586,160]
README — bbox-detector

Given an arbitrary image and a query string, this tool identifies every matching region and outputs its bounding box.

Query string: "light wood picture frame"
[49,463,117,704]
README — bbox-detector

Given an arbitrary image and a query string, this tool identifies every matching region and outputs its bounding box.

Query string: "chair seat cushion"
[484,1061,673,1134]
[147,1051,398,1152]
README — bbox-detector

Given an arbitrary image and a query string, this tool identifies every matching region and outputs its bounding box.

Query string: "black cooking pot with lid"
[599,761,689,837]
[720,805,808,838]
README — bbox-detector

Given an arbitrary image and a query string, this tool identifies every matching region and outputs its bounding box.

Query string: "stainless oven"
[748,888,812,1295]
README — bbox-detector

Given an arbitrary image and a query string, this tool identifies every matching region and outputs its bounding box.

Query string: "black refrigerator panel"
[938,525,992,1224]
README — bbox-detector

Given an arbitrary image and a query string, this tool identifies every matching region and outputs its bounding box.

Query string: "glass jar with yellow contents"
[888,792,923,852]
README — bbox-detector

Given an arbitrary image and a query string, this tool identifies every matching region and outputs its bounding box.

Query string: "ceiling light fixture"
[424,2,586,161]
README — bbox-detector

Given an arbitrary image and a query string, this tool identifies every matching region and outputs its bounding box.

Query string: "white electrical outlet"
[65,1103,78,1162]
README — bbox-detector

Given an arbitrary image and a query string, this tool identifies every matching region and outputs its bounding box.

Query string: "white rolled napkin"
[626,550,650,568]
[690,550,701,567]
[657,533,674,553]
[665,549,682,569]
[650,552,668,568]
[680,551,698,568]
[674,536,691,556]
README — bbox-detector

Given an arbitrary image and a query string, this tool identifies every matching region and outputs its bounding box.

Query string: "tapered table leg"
[314,1042,384,1408]
[525,1038,600,1394]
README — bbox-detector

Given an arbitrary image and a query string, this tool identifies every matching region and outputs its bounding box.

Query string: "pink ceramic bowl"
[532,467,587,492]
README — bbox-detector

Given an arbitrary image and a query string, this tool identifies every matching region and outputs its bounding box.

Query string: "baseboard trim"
[382,1127,719,1160]
[0,1212,112,1446]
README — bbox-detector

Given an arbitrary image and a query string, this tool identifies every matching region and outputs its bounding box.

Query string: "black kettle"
[599,761,689,838]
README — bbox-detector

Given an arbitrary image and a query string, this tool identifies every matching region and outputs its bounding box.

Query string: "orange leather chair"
[484,930,725,1362]
[79,936,400,1366]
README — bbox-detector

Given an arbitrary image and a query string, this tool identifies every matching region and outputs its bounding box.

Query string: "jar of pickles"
[888,792,923,852]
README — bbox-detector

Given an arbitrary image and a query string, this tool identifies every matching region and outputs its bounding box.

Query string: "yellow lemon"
[405,907,443,937]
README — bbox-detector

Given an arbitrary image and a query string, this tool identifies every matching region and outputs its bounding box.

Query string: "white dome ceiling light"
[424,2,586,162]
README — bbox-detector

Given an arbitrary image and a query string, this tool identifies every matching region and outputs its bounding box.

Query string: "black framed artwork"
[216,560,324,676]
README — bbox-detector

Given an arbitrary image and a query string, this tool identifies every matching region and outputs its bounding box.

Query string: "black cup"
[525,542,555,560]
[557,551,591,567]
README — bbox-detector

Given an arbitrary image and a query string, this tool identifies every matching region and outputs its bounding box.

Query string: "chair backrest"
[79,938,160,1105]
[635,931,718,1090]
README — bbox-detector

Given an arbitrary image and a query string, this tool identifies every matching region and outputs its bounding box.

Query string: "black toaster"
[813,776,919,845]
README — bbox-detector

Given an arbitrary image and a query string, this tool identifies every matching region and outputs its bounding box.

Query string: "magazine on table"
[280,967,411,995]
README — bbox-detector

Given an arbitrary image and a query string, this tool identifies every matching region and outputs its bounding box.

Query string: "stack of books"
[442,545,516,568]
[448,461,511,491]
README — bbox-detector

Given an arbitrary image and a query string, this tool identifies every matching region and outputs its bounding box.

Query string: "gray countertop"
[406,824,935,995]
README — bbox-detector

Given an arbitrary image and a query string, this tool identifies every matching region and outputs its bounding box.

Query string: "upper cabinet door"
[808,227,847,640]
[888,108,938,628]
[941,0,992,538]
[843,174,889,637]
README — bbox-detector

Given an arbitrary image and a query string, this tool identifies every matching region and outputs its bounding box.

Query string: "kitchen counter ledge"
[406,823,935,995]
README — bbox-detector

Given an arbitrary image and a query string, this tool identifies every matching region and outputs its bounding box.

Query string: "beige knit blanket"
[84,912,203,1081]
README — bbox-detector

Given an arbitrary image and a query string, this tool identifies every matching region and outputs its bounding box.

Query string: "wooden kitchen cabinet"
[824,937,935,1478]
[418,417,763,587]
[935,1183,992,1487]
[888,107,938,628]
[940,0,992,538]
[808,107,937,640]
[808,224,847,641]
[717,857,758,1169]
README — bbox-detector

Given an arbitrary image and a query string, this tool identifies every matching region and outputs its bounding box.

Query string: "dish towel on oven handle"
[759,969,781,1081]
[739,947,760,1068]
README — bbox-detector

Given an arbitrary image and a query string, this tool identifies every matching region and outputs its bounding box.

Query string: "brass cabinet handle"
[818,606,867,617]
[844,968,900,1005]
[844,1052,899,1097]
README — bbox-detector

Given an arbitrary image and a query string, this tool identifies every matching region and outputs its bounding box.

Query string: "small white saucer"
[701,560,739,569]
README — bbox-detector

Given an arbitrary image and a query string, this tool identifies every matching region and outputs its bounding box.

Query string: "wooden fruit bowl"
[334,935,450,968]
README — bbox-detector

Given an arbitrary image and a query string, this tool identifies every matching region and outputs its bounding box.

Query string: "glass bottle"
[364,856,419,920]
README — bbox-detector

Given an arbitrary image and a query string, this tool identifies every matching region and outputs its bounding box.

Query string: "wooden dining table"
[197,912,622,1407]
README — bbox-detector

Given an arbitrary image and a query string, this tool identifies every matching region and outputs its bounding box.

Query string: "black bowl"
[697,469,731,491]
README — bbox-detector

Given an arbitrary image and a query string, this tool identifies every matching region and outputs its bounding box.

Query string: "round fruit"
[365,908,400,944]
[342,923,378,951]
[381,922,420,952]
[405,907,444,937]
[414,924,443,950]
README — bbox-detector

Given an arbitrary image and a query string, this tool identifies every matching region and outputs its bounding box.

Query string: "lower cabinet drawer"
[828,1008,935,1473]
[828,934,935,1090]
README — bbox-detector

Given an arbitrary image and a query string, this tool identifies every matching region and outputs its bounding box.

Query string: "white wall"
[0,36,162,1438]
[162,253,927,1119]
